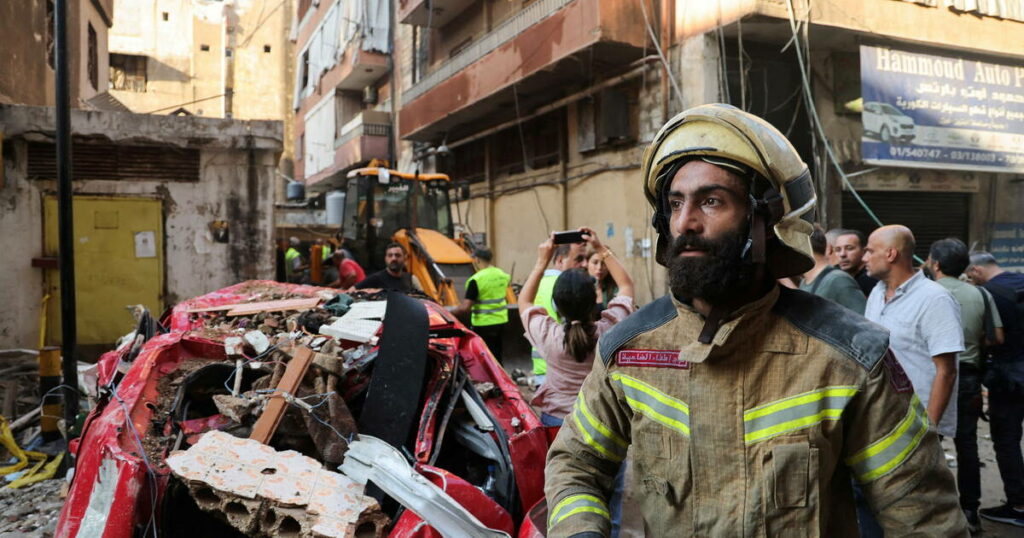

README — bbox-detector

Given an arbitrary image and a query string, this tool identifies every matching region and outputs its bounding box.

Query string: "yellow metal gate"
[43,196,164,347]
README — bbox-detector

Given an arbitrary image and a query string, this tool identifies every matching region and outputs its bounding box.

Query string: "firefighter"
[544,104,967,536]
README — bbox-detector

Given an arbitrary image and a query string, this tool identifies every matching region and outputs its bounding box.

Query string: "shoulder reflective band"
[610,372,690,437]
[570,394,628,462]
[743,386,859,445]
[845,394,930,483]
[549,493,610,529]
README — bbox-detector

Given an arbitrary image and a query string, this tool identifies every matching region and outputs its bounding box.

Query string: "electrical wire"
[738,18,747,111]
[781,0,924,261]
[112,387,159,538]
[637,0,684,107]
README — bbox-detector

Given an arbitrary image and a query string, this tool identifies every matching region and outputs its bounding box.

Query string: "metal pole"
[55,0,79,434]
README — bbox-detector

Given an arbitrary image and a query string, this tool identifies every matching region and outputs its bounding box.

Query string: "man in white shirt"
[863,225,964,438]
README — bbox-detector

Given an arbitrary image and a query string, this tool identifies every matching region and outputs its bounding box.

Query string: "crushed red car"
[55,281,552,537]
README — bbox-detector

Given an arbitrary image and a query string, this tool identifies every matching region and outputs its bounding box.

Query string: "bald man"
[863,225,964,439]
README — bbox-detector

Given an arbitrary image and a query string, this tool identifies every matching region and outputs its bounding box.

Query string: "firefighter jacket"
[544,285,967,537]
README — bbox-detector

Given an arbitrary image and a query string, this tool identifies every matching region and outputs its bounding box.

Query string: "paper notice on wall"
[134,231,156,258]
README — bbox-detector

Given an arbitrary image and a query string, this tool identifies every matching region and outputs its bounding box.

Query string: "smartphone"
[552,230,586,245]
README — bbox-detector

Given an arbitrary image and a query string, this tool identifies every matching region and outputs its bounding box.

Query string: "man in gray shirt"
[927,238,1003,531]
[800,225,866,314]
[864,225,964,439]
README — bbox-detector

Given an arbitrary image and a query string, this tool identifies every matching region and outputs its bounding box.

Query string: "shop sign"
[845,169,981,192]
[860,45,1024,173]
[991,223,1024,268]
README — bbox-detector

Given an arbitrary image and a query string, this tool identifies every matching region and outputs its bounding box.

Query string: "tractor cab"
[341,167,475,305]
[340,168,453,270]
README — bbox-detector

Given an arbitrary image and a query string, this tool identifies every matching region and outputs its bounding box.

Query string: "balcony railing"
[335,111,392,149]
[401,0,575,106]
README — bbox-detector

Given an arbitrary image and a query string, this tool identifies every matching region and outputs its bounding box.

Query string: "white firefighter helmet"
[641,103,817,278]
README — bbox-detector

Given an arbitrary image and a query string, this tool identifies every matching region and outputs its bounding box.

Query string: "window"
[109,53,147,92]
[264,45,272,53]
[46,1,55,69]
[87,23,98,90]
[300,50,310,89]
[162,12,169,21]
[200,44,210,51]
[225,48,233,57]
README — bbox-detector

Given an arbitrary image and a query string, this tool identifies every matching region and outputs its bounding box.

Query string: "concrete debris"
[318,319,381,344]
[0,477,63,537]
[167,431,387,538]
[473,382,500,399]
[212,394,259,423]
[244,331,271,354]
[318,301,388,343]
[225,337,246,357]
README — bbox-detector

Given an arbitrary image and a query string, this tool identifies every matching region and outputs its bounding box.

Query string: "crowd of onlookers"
[795,225,1024,532]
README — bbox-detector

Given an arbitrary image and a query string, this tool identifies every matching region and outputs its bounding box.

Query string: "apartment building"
[291,0,393,191]
[0,0,115,108]
[392,0,1024,299]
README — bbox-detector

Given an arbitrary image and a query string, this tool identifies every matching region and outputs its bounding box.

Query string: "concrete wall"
[0,0,112,107]
[0,104,283,349]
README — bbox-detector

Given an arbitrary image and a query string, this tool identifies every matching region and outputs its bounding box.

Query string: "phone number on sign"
[888,146,1002,163]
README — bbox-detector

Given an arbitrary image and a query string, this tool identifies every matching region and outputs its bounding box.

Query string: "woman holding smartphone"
[518,227,635,426]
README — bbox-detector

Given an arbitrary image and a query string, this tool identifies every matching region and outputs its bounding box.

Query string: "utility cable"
[783,5,882,223]
[637,0,684,107]
[784,0,925,263]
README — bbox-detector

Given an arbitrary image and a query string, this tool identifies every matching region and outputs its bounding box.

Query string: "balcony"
[398,0,474,27]
[398,0,648,141]
[305,110,391,191]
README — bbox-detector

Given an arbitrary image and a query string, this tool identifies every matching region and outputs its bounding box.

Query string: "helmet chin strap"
[696,187,785,344]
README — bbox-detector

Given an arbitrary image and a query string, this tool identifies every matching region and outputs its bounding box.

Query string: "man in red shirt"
[327,249,365,289]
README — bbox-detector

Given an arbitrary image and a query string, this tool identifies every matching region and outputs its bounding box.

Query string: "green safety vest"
[284,247,301,278]
[467,266,511,327]
[321,246,331,261]
[531,271,561,375]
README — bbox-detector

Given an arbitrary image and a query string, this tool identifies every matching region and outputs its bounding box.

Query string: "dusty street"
[946,429,1024,537]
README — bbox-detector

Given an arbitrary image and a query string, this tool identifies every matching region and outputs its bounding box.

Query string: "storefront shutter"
[841,191,971,260]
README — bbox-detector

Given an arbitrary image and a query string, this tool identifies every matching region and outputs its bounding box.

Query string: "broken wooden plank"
[226,297,321,316]
[2,381,18,419]
[249,346,315,444]
[186,297,321,315]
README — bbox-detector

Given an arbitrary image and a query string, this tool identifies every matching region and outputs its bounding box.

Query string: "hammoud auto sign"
[860,45,1024,173]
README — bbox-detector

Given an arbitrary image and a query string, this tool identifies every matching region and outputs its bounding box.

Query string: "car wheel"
[880,125,892,143]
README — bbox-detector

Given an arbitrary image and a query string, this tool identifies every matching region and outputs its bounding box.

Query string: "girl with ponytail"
[519,227,635,426]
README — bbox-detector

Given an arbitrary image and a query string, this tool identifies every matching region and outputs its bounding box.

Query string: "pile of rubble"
[60,281,540,537]
[0,478,63,537]
[149,291,394,536]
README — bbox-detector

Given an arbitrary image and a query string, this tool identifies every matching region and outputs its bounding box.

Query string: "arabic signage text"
[860,45,1024,173]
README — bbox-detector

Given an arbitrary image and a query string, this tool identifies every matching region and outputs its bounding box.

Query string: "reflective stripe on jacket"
[467,266,511,327]
[544,286,968,537]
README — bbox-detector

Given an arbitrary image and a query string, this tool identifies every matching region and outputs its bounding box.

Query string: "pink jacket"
[522,296,634,418]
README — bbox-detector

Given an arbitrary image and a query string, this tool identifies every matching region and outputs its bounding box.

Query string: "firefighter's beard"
[667,228,752,304]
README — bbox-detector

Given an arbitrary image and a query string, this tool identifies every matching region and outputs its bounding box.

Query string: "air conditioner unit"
[363,86,378,105]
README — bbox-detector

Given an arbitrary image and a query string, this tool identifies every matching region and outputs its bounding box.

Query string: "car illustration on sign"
[862,101,916,144]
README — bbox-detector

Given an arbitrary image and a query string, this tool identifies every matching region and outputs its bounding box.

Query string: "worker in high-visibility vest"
[284,237,307,283]
[453,248,511,363]
[531,241,588,382]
